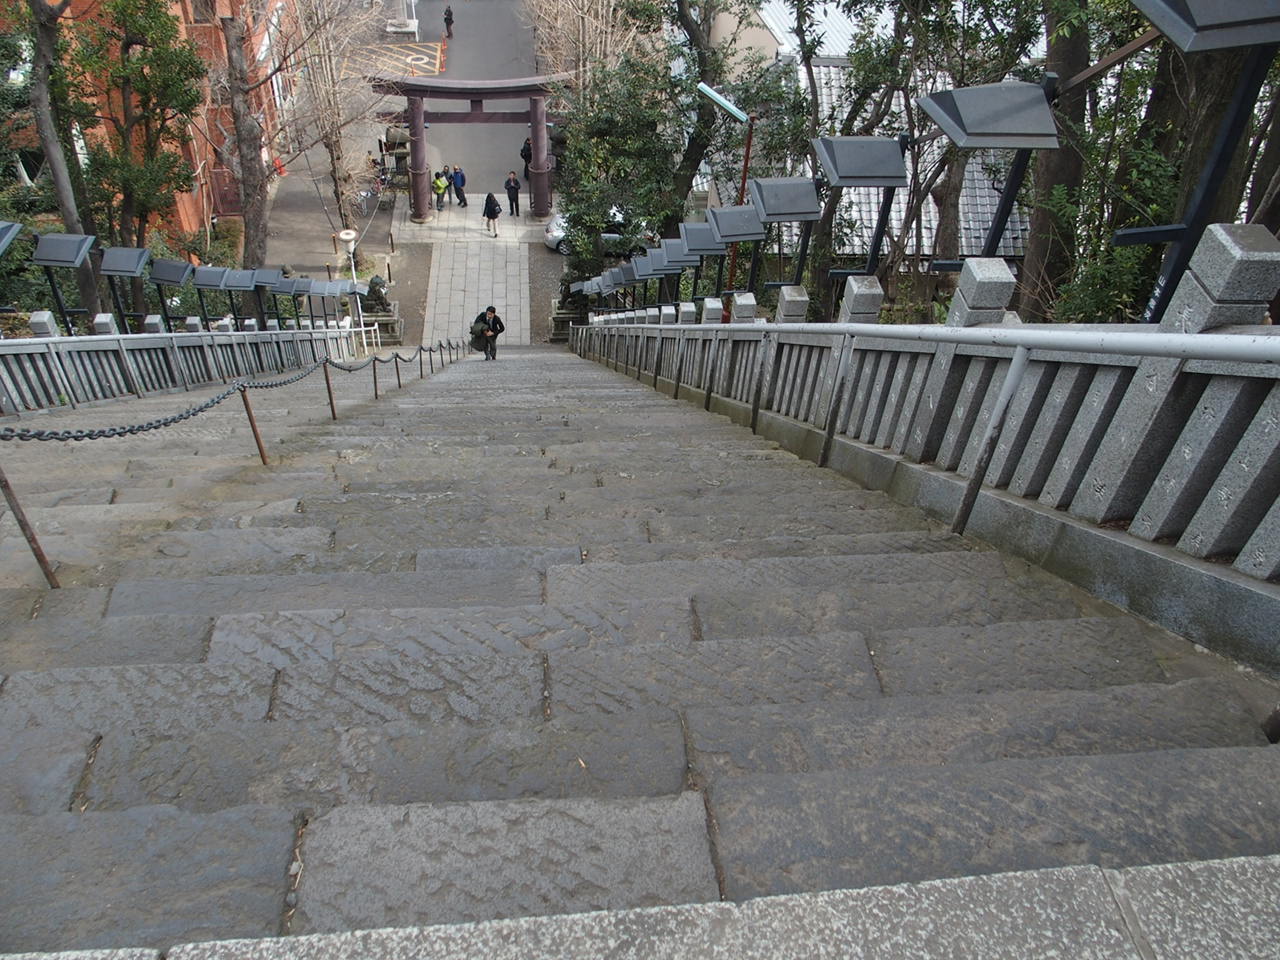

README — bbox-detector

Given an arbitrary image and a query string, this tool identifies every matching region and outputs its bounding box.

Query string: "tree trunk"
[1247,89,1280,223]
[222,16,270,268]
[1018,0,1088,321]
[930,148,968,261]
[27,0,101,320]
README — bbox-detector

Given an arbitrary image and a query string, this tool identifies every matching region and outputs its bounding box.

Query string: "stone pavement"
[1,346,1278,957]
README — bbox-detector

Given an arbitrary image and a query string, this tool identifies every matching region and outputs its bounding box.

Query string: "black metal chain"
[0,341,469,443]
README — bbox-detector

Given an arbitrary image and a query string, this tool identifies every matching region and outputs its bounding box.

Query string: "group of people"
[431,165,467,211]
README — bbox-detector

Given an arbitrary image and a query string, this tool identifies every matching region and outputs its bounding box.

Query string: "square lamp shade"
[31,233,95,268]
[98,247,152,278]
[747,178,822,222]
[707,206,767,244]
[1130,0,1280,52]
[660,238,701,267]
[630,254,660,280]
[222,269,257,292]
[272,277,298,296]
[647,247,679,276]
[0,220,25,258]
[150,258,194,287]
[680,221,727,255]
[252,268,283,289]
[292,278,315,296]
[569,281,584,294]
[192,266,229,290]
[583,278,601,295]
[813,137,909,188]
[619,262,638,284]
[599,269,620,294]
[918,82,1059,150]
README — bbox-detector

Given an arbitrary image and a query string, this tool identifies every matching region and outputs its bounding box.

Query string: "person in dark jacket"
[443,4,453,36]
[473,305,504,359]
[482,192,502,236]
[452,165,467,207]
[520,138,532,180]
[504,171,521,217]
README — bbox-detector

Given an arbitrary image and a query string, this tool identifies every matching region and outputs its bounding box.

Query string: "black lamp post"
[223,269,257,328]
[748,177,823,286]
[271,277,297,325]
[98,247,152,334]
[292,277,317,327]
[679,221,727,299]
[631,254,657,305]
[192,266,229,329]
[812,134,909,275]
[1116,1,1280,323]
[917,77,1059,271]
[659,238,700,302]
[149,258,194,330]
[252,268,282,324]
[707,206,767,300]
[31,233,95,336]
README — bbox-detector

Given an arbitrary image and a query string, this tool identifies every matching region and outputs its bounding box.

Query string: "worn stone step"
[583,529,969,564]
[84,709,686,814]
[209,598,693,670]
[642,507,934,542]
[288,793,717,935]
[708,746,1280,901]
[0,662,273,738]
[104,568,546,618]
[0,803,295,954]
[686,678,1264,784]
[549,633,877,717]
[692,577,1104,641]
[547,552,1009,605]
[0,498,299,537]
[0,614,213,673]
[870,617,1170,695]
[157,855,1280,960]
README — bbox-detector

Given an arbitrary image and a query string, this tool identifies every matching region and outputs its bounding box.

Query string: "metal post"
[0,460,60,588]
[747,240,763,294]
[792,220,815,286]
[394,355,402,389]
[951,345,1030,535]
[323,361,337,420]
[196,288,213,328]
[724,115,756,296]
[691,259,702,298]
[714,255,725,297]
[42,266,74,336]
[866,187,896,274]
[372,358,379,398]
[419,348,424,378]
[239,387,270,466]
[107,276,131,334]
[980,148,1032,258]
[428,347,434,373]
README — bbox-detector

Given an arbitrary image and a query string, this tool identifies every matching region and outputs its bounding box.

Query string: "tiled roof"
[755,0,861,59]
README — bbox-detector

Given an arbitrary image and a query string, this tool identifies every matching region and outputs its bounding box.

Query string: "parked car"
[544,210,657,256]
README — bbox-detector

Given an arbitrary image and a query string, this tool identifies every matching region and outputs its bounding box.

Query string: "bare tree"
[523,0,649,83]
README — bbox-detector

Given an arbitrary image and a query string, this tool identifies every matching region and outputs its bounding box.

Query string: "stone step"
[0,803,296,954]
[547,552,1009,605]
[642,507,934,542]
[0,614,213,673]
[582,529,969,564]
[0,498,299,537]
[83,709,687,814]
[691,577,1105,641]
[104,568,548,618]
[708,746,1280,901]
[287,793,717,935]
[548,633,878,717]
[209,598,693,670]
[686,678,1264,784]
[156,855,1280,960]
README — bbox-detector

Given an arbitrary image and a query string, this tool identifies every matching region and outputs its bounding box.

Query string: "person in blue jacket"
[452,165,467,207]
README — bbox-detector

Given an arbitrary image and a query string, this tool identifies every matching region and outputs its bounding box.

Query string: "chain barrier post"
[0,460,60,589]
[394,355,402,389]
[419,347,425,379]
[323,360,337,421]
[239,386,270,466]
[428,347,435,373]
[372,358,379,399]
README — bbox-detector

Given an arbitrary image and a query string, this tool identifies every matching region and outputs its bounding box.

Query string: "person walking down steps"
[482,192,502,237]
[505,171,521,217]
[443,4,453,37]
[472,306,504,360]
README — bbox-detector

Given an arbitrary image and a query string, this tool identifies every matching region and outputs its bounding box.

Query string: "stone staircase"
[0,345,1277,958]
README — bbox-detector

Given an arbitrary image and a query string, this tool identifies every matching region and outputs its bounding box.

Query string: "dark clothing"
[504,176,520,216]
[520,140,532,180]
[473,311,505,359]
[482,194,502,220]
[454,169,467,207]
[443,6,453,35]
[445,169,455,203]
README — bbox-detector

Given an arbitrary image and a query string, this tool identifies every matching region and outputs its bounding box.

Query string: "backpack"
[471,319,489,337]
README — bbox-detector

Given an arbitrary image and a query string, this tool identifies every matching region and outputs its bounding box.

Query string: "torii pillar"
[408,96,430,223]
[528,95,551,218]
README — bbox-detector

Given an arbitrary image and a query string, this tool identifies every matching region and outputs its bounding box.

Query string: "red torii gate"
[369,73,572,223]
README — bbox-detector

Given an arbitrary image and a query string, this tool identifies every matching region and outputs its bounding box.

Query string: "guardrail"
[571,308,1280,672]
[0,327,360,416]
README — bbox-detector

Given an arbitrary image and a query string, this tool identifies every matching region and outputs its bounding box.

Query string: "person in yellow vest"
[432,171,448,211]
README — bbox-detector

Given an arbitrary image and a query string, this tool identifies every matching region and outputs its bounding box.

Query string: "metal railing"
[0,327,360,416]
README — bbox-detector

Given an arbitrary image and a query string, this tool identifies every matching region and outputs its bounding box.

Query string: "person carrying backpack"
[432,171,448,211]
[482,192,502,237]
